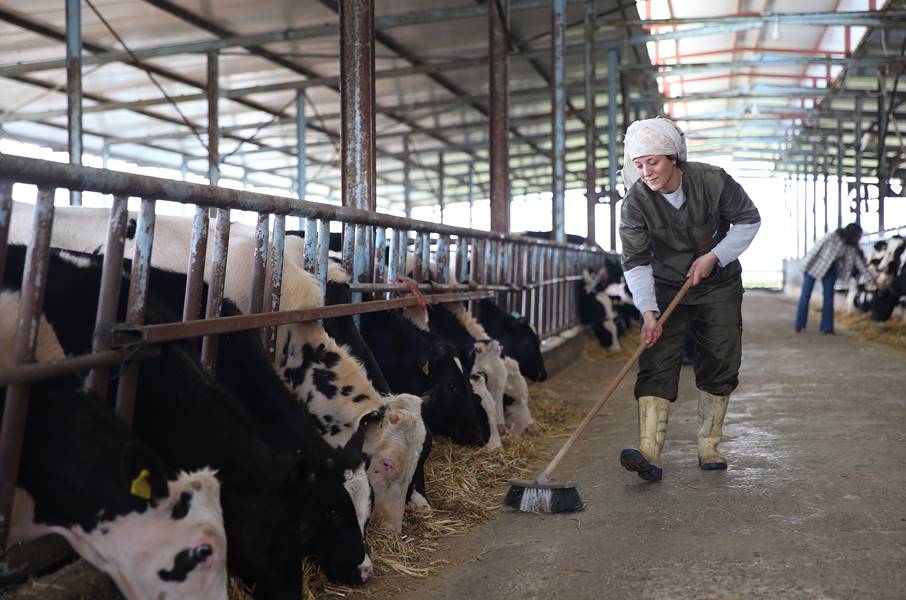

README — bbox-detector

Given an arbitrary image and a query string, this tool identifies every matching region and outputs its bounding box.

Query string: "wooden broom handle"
[539,277,694,481]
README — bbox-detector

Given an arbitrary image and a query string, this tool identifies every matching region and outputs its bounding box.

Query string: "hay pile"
[831,310,906,354]
[582,331,642,363]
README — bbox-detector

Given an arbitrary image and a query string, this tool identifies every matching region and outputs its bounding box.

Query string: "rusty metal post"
[340,0,376,214]
[489,0,509,233]
[304,217,318,275]
[438,152,445,224]
[66,0,82,206]
[836,119,844,230]
[249,213,269,314]
[484,238,494,286]
[207,50,220,186]
[199,207,230,373]
[853,96,863,225]
[0,179,13,289]
[398,229,407,277]
[352,224,368,303]
[86,196,129,400]
[182,206,209,322]
[877,72,888,232]
[436,234,449,284]
[0,188,55,549]
[584,0,597,246]
[296,89,307,230]
[374,227,386,286]
[403,135,412,219]
[420,232,430,280]
[317,219,330,289]
[116,198,156,424]
[342,223,355,274]
[387,228,400,299]
[413,232,424,280]
[265,214,285,359]
[823,150,829,234]
[551,0,567,243]
[608,48,619,251]
[456,236,468,283]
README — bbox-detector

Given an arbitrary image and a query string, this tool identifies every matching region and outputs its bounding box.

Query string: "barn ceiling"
[0,0,903,214]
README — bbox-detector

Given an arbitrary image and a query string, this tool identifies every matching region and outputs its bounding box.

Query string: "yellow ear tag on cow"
[130,469,152,501]
[421,361,430,376]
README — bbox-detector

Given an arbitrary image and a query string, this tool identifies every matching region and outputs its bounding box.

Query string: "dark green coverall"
[619,161,762,402]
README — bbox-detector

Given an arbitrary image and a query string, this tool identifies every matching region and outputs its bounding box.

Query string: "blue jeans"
[795,265,837,333]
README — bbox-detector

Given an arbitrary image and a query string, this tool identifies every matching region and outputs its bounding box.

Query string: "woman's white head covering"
[621,117,687,190]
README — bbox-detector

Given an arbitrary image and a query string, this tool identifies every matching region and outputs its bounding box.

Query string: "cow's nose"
[359,563,373,582]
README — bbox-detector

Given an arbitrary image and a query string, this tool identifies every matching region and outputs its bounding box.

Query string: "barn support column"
[65,0,82,206]
[468,163,474,229]
[608,48,619,251]
[877,71,888,232]
[812,155,818,244]
[438,151,445,224]
[489,0,509,233]
[340,0,376,301]
[403,134,411,218]
[794,170,801,258]
[853,96,863,226]
[822,149,829,234]
[296,89,307,230]
[836,118,844,229]
[584,0,597,246]
[551,0,567,243]
[802,164,809,255]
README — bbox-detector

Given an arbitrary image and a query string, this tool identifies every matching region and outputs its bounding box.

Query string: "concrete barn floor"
[392,291,906,600]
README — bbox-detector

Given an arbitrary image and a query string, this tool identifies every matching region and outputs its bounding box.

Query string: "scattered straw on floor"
[830,310,906,354]
[287,382,580,599]
[582,332,642,364]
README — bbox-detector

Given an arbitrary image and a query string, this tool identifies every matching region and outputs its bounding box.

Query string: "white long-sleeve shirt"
[624,184,761,315]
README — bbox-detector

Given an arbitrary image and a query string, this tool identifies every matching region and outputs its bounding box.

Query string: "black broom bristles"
[503,479,583,514]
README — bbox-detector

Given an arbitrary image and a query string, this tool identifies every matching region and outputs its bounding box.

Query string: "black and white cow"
[3,246,373,598]
[871,236,906,322]
[322,278,434,516]
[477,299,547,382]
[10,202,425,534]
[0,292,229,600]
[847,241,888,314]
[358,308,491,447]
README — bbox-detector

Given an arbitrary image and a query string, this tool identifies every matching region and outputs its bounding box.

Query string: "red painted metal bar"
[85,196,129,401]
[115,198,156,425]
[0,187,55,549]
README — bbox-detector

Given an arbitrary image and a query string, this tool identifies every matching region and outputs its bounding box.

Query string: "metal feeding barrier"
[0,152,610,548]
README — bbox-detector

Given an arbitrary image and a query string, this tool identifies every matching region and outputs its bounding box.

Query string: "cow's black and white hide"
[0,293,229,600]
[358,309,491,447]
[477,299,547,382]
[871,236,906,322]
[3,246,373,597]
[322,278,433,515]
[10,202,425,533]
[580,269,620,352]
[847,241,888,314]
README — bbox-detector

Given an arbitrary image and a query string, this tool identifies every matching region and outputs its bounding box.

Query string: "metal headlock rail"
[0,152,611,547]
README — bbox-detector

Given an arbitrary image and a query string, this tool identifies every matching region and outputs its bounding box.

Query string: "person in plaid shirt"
[795,223,872,334]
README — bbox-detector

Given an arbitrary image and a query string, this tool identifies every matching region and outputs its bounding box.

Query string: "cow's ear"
[120,443,169,501]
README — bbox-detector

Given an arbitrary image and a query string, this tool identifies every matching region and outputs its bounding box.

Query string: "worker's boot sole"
[698,459,728,470]
[620,448,662,482]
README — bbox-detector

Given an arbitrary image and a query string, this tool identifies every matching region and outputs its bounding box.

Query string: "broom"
[504,277,694,514]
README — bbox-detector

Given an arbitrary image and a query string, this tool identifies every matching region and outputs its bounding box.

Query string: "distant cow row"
[3,203,549,599]
[848,235,906,321]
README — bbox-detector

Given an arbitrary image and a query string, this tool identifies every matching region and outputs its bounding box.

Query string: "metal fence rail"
[0,153,611,548]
